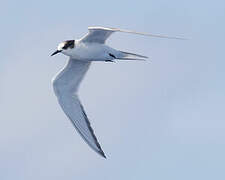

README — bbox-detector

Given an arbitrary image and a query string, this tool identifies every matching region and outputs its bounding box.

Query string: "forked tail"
[117,50,148,61]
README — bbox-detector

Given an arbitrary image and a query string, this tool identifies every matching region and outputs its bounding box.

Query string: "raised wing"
[52,58,106,158]
[80,26,186,44]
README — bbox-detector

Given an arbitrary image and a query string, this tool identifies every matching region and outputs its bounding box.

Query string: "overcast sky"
[0,0,225,180]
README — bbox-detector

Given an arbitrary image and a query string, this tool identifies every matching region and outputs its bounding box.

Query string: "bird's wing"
[80,26,186,44]
[52,58,106,158]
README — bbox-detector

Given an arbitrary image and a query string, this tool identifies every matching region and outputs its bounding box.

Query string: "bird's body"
[65,41,120,61]
[51,27,184,158]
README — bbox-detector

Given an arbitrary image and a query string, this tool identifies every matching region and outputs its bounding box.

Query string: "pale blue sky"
[0,0,225,179]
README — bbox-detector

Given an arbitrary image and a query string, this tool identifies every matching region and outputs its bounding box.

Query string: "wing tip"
[95,147,106,158]
[96,144,107,158]
[99,150,107,159]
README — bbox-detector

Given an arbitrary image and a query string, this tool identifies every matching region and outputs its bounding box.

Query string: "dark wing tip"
[95,139,107,159]
[98,149,107,159]
[79,102,107,159]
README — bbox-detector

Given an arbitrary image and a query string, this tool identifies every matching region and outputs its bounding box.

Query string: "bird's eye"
[62,40,75,50]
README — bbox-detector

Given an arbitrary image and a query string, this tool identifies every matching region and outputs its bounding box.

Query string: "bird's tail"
[117,51,148,61]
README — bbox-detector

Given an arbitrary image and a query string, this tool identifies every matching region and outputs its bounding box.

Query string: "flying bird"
[51,27,184,158]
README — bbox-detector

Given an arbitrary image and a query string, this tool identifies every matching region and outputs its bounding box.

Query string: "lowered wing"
[52,58,106,158]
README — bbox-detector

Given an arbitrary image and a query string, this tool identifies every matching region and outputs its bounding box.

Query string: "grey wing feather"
[80,26,186,44]
[81,27,116,44]
[52,58,106,158]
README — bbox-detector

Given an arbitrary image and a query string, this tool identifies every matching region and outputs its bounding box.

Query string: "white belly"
[70,42,118,61]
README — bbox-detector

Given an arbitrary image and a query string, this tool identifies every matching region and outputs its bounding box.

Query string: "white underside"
[62,40,122,61]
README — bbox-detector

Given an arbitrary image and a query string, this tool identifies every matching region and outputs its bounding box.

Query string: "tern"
[51,27,184,158]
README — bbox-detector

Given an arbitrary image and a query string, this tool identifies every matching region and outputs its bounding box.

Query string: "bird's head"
[51,40,75,57]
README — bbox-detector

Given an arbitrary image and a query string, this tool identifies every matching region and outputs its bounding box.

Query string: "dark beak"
[51,50,62,56]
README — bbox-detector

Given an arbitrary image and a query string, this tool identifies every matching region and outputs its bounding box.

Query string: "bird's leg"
[105,60,115,62]
[105,53,116,62]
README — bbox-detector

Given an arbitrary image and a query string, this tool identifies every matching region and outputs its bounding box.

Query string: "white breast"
[70,41,117,61]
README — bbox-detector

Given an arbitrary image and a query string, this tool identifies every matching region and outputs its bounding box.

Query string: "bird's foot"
[105,60,115,63]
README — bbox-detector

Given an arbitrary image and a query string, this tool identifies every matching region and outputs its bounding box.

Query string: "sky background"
[0,0,225,179]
